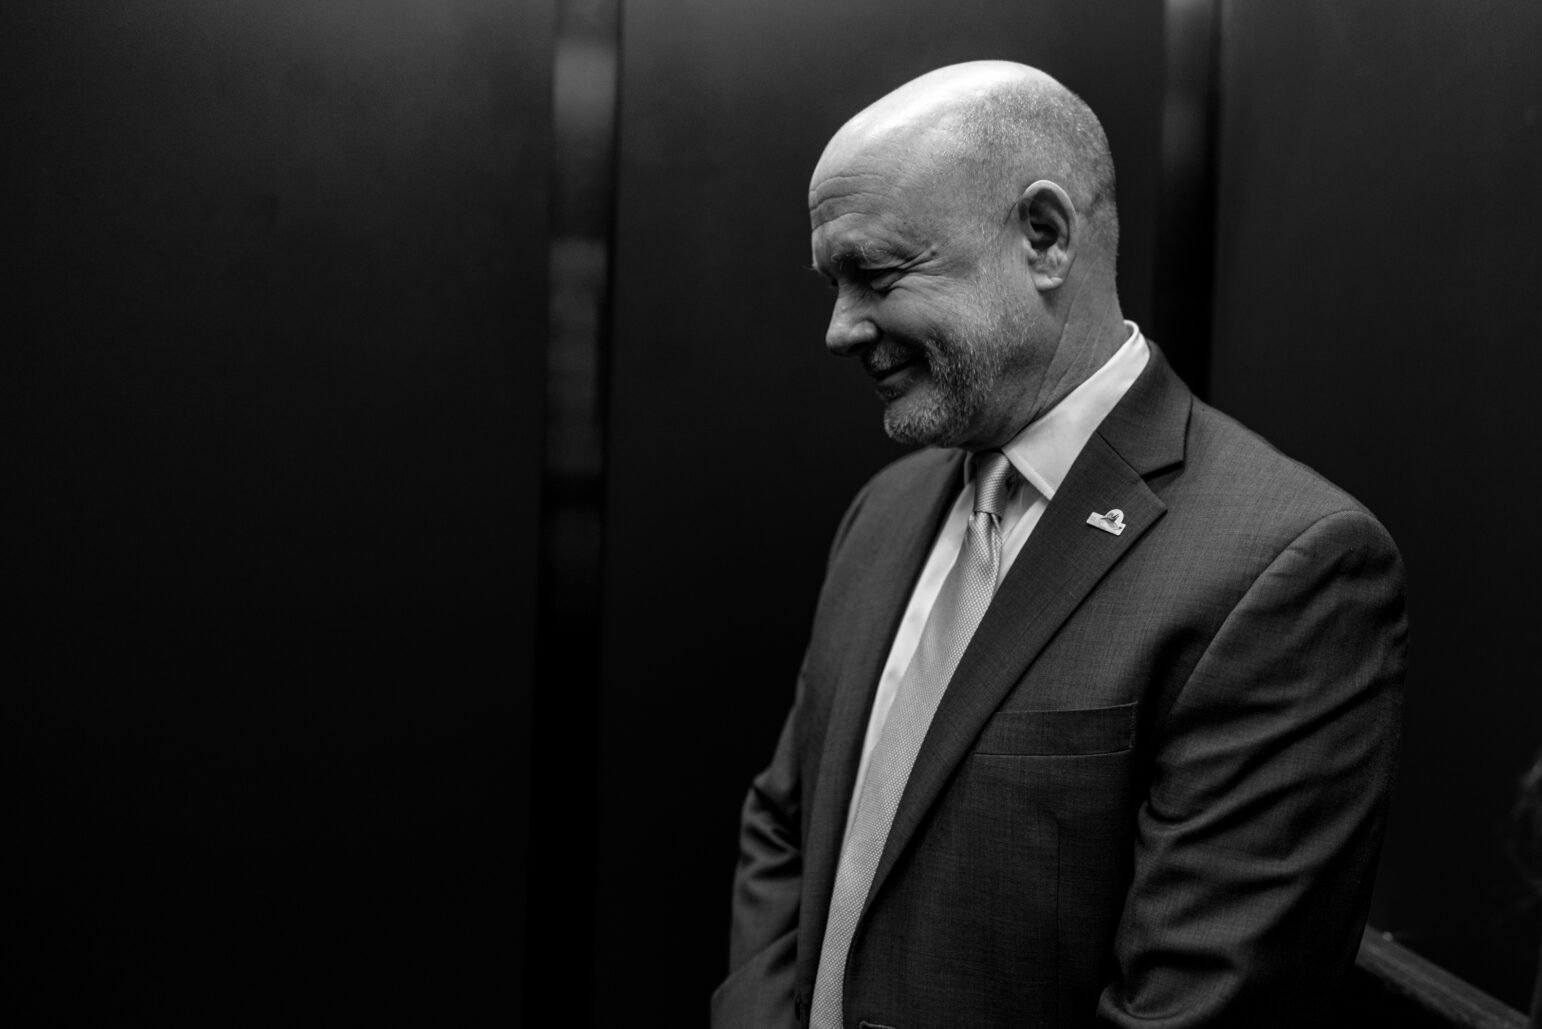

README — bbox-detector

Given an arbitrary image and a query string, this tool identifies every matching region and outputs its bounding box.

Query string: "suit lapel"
[863,345,1192,916]
[797,449,964,988]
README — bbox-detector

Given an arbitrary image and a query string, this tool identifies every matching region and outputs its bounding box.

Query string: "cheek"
[870,297,937,349]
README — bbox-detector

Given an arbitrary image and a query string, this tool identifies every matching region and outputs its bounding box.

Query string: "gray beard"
[880,331,1009,448]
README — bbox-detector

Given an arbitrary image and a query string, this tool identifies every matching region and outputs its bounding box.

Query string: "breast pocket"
[971,701,1136,756]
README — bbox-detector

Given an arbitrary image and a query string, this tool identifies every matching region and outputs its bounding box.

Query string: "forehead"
[808,122,991,259]
[809,157,950,267]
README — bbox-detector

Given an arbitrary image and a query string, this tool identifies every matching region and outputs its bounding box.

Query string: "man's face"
[810,142,1040,450]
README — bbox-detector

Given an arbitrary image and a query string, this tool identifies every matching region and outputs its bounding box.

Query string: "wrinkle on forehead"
[810,149,990,267]
[809,172,888,213]
[810,188,892,228]
[809,132,954,229]
[813,124,943,185]
[810,211,915,264]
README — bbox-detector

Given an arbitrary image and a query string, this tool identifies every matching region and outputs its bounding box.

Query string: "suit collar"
[1094,338,1189,477]
[1000,322,1151,501]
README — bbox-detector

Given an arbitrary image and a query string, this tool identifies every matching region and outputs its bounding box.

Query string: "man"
[713,61,1406,1028]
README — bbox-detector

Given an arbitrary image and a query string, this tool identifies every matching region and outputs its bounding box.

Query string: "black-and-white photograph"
[5,1,1540,1026]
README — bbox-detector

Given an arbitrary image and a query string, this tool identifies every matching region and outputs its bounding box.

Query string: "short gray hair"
[945,81,1119,253]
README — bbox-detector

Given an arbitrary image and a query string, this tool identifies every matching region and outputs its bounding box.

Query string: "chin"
[881,391,970,448]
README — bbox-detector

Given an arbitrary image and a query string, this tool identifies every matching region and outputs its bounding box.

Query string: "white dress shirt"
[844,323,1151,838]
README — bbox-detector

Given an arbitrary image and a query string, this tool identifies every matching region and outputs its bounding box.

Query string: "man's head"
[810,61,1123,450]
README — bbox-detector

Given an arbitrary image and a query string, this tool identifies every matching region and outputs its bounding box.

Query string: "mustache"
[862,342,924,379]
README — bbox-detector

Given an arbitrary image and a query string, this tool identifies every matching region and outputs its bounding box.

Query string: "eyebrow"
[811,242,906,276]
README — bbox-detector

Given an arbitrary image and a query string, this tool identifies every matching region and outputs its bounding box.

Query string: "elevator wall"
[4,0,553,1022]
[1210,0,1542,1008]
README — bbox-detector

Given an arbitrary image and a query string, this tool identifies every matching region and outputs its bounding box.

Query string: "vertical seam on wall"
[528,0,621,1019]
[1157,0,1223,397]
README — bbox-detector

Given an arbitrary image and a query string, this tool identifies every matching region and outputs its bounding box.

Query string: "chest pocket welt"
[971,701,1136,756]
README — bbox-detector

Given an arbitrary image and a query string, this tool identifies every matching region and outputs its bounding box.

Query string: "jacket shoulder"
[826,448,960,559]
[862,447,960,499]
[1171,400,1400,570]
[1185,400,1380,522]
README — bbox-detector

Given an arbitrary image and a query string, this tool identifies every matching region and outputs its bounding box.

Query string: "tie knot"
[972,451,1015,519]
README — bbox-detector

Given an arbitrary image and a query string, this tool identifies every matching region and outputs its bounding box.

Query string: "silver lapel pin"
[1086,508,1126,536]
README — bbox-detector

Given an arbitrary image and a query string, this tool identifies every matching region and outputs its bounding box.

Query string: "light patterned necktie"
[810,451,1018,1029]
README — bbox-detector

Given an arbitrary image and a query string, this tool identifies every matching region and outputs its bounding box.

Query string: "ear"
[1012,180,1076,290]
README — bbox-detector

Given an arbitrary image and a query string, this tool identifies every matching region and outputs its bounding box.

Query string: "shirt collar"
[974,322,1150,501]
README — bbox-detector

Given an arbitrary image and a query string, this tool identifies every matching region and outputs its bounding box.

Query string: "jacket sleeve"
[712,477,875,1028]
[711,674,806,1029]
[1098,509,1408,1027]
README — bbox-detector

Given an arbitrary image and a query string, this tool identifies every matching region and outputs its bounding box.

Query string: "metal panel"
[2,0,554,1020]
[1210,0,1542,1009]
[1156,0,1223,393]
[525,0,620,1019]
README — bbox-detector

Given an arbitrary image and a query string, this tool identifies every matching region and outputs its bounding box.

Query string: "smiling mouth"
[867,359,923,401]
[866,353,919,382]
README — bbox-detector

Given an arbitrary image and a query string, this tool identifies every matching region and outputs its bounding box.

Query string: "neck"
[1029,286,1126,409]
[961,278,1126,452]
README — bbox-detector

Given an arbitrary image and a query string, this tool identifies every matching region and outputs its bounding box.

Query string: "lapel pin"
[1086,508,1126,536]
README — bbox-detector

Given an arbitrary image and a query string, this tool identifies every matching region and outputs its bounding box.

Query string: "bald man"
[714,63,1406,1028]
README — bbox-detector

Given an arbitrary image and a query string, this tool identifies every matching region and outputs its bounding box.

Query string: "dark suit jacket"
[712,346,1407,1028]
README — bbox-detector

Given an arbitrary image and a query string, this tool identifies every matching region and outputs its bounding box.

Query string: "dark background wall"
[1210,0,1542,1008]
[3,0,551,1022]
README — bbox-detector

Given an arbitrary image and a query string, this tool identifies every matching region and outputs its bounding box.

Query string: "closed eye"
[806,263,901,294]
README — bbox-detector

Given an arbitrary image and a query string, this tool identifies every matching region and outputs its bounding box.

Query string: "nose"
[824,289,879,356]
